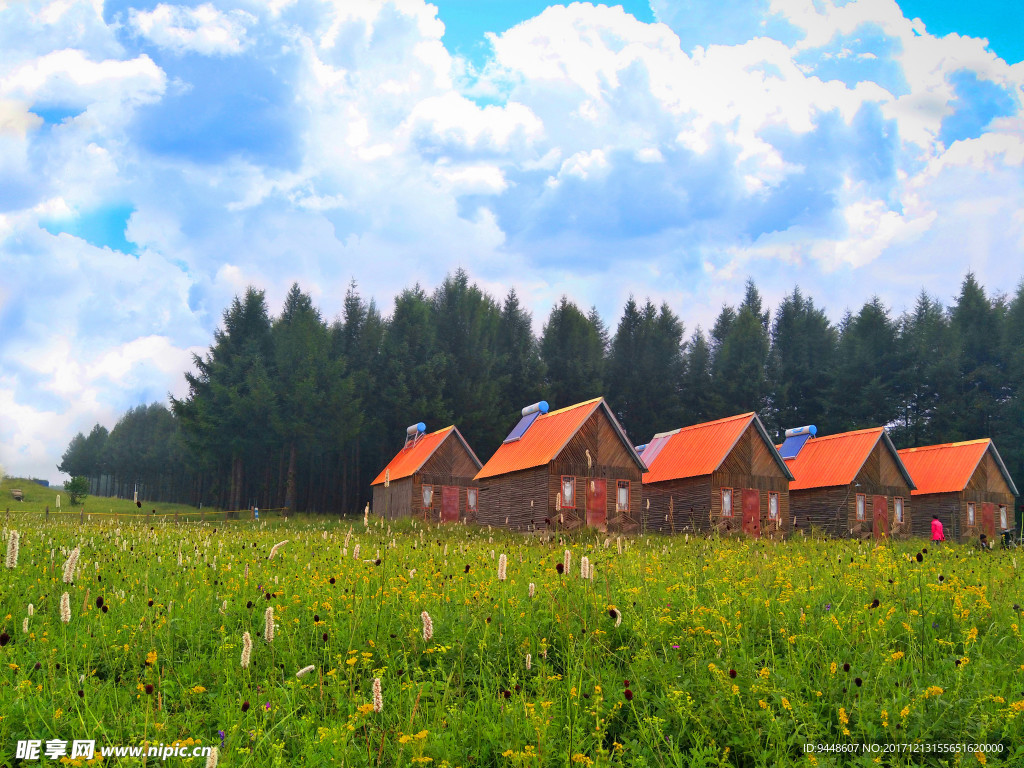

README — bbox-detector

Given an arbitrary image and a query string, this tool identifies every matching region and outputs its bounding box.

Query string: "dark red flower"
[556,563,564,574]
[241,700,250,712]
[145,684,154,695]
[729,669,737,678]
[624,689,634,701]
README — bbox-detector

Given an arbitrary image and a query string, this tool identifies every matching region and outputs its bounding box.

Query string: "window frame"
[768,491,779,520]
[721,487,733,517]
[616,480,630,513]
[967,502,976,526]
[894,496,904,524]
[467,487,478,514]
[422,484,434,509]
[560,476,576,509]
[999,505,1008,529]
[856,493,866,521]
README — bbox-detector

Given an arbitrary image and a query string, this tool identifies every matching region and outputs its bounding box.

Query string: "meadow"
[1,480,1023,767]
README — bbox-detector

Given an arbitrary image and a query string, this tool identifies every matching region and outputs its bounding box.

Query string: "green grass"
[1,506,1022,767]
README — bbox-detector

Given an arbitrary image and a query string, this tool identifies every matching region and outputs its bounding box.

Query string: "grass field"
[1,479,1023,767]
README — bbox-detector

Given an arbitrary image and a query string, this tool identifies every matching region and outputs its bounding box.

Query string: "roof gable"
[371,426,480,486]
[475,398,645,480]
[899,439,1019,496]
[785,427,914,491]
[642,412,793,483]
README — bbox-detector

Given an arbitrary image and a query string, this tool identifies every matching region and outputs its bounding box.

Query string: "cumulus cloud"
[129,3,256,56]
[0,0,1022,480]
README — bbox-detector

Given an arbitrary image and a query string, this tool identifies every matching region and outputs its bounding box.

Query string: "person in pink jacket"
[931,515,944,543]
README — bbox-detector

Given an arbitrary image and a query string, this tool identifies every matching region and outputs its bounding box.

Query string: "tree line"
[58,270,1024,513]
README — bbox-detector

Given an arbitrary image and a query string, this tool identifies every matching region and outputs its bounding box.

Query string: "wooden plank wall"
[477,467,549,530]
[643,422,790,538]
[372,477,414,520]
[910,493,964,541]
[790,486,854,538]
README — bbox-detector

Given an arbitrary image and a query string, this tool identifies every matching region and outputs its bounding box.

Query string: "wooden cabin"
[783,427,916,539]
[640,412,794,538]
[371,424,483,523]
[474,398,647,532]
[898,439,1018,542]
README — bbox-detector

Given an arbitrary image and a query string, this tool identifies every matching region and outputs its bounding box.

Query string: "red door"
[440,486,459,523]
[742,489,760,538]
[873,496,889,539]
[586,479,607,530]
[981,503,996,538]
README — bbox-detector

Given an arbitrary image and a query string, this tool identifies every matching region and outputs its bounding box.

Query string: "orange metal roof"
[784,427,888,491]
[371,426,457,486]
[898,439,1000,496]
[475,398,615,480]
[642,412,775,484]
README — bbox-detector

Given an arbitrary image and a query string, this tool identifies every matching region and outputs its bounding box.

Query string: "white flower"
[497,553,507,581]
[372,677,383,713]
[205,746,219,768]
[525,653,532,671]
[353,544,361,560]
[580,556,590,580]
[268,540,289,560]
[421,610,433,642]
[296,665,316,679]
[5,529,19,569]
[62,547,80,584]
[265,607,275,643]
[563,549,571,576]
[528,582,535,598]
[60,592,71,623]
[241,631,252,668]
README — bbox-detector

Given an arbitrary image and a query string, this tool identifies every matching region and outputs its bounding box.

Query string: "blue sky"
[1,0,1022,482]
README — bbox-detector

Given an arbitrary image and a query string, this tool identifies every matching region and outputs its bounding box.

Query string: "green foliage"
[63,269,1024,517]
[0,518,1020,765]
[64,475,89,505]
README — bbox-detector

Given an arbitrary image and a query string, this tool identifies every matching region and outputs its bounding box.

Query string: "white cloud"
[129,3,256,56]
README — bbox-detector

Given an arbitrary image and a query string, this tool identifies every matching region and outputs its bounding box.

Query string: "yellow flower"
[411,759,433,765]
[399,735,413,745]
[830,662,837,675]
[900,706,910,720]
[356,703,374,715]
[190,686,206,694]
[890,651,904,661]
[54,708,63,719]
[758,700,768,709]
[838,708,849,726]
[975,751,986,765]
[146,650,157,665]
[923,686,943,699]
[571,755,593,766]
[758,668,770,679]
[732,685,739,696]
[781,698,791,711]
[415,730,428,740]
[346,658,358,666]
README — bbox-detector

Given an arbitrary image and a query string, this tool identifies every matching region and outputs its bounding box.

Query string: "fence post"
[80,507,84,525]
[175,510,179,525]
[45,505,49,522]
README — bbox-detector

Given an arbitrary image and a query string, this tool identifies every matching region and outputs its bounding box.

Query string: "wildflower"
[839,707,849,725]
[609,607,622,627]
[781,697,791,711]
[624,689,633,701]
[421,610,433,642]
[5,529,19,569]
[145,684,154,695]
[0,632,9,646]
[62,547,80,584]
[556,563,564,574]
[22,617,29,634]
[498,553,507,581]
[353,544,361,560]
[409,569,416,580]
[27,603,33,617]
[529,582,535,598]
[923,686,943,698]
[296,665,315,679]
[464,565,470,573]
[729,669,737,679]
[759,668,769,679]
[147,650,157,665]
[870,599,880,609]
[891,651,904,661]
[916,552,923,562]
[854,677,863,687]
[580,556,590,579]
[95,596,103,608]
[372,677,383,712]
[526,653,532,671]
[264,607,275,643]
[241,631,252,668]
[205,747,219,768]
[60,592,71,623]
[241,700,250,712]
[843,662,850,672]
[563,549,571,576]
[268,540,289,560]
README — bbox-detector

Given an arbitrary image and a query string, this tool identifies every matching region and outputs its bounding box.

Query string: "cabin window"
[1000,505,1008,529]
[967,502,976,526]
[769,492,779,520]
[561,476,576,508]
[467,488,478,513]
[616,480,630,513]
[422,485,433,509]
[895,497,904,524]
[721,488,733,517]
[856,494,866,521]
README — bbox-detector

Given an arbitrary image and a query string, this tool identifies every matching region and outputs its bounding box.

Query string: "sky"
[1,0,1022,484]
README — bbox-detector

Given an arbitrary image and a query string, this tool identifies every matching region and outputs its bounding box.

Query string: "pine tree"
[540,297,606,409]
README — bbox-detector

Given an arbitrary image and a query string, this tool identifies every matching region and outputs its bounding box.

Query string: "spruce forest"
[57,270,1024,514]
